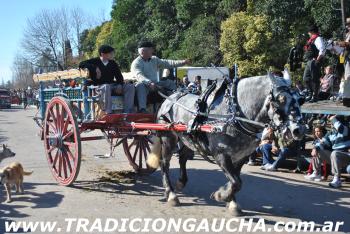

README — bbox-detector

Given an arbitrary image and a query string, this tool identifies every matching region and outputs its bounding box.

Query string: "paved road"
[0,107,349,234]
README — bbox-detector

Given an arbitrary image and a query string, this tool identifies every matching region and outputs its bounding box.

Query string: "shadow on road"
[241,172,349,233]
[0,129,8,144]
[71,166,349,232]
[0,182,63,233]
[0,108,23,112]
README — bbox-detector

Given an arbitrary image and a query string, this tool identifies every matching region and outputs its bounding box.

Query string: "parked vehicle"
[11,92,21,105]
[0,89,12,109]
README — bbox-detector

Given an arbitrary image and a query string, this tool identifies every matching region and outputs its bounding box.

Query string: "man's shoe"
[304,173,312,179]
[266,164,277,171]
[329,178,342,188]
[309,97,318,103]
[138,108,148,113]
[261,163,272,170]
[293,168,302,174]
[304,172,320,181]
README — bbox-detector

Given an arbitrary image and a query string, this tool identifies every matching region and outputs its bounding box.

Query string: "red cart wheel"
[43,96,81,186]
[123,136,156,174]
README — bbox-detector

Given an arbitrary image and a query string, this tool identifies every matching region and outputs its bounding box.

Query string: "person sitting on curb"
[264,129,301,172]
[312,116,350,188]
[304,125,328,181]
[248,127,277,168]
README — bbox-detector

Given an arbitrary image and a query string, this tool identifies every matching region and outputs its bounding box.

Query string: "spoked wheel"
[123,136,156,174]
[43,96,81,186]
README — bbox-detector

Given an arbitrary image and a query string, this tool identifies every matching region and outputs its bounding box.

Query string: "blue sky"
[0,0,113,82]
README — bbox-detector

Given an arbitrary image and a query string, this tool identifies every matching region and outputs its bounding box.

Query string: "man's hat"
[346,17,350,25]
[308,25,319,33]
[138,41,155,48]
[98,45,114,55]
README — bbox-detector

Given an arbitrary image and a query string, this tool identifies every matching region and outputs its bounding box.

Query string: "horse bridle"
[267,85,302,132]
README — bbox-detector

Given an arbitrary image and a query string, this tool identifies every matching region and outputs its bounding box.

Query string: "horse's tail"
[147,136,162,169]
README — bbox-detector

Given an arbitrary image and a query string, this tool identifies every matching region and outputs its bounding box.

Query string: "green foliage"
[93,21,114,56]
[79,0,348,76]
[220,12,274,77]
[80,26,102,58]
[304,0,349,38]
[110,0,148,69]
[175,16,221,66]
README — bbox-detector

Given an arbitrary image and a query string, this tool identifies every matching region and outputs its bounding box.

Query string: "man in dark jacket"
[303,25,325,102]
[79,45,135,113]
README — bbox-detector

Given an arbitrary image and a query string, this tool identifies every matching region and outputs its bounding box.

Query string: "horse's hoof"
[176,180,185,191]
[230,209,244,216]
[167,192,180,207]
[228,201,243,216]
[5,199,12,203]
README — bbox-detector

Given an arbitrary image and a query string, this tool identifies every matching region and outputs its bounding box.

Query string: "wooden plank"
[301,100,350,116]
[33,69,89,82]
[33,69,137,83]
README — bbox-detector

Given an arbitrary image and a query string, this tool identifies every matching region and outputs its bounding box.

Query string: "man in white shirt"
[131,41,190,113]
[303,25,326,102]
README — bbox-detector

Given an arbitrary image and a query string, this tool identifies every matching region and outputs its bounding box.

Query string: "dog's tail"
[147,137,162,169]
[23,170,33,176]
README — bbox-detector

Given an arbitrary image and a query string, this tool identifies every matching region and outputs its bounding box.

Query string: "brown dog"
[0,162,33,203]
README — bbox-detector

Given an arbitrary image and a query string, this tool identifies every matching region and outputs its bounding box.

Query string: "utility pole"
[340,0,346,28]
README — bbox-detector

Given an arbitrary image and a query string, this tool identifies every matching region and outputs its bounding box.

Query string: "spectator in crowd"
[337,77,345,100]
[162,69,173,80]
[178,76,190,91]
[187,75,202,94]
[312,116,350,188]
[182,76,189,87]
[303,25,326,103]
[264,130,301,172]
[304,125,327,181]
[248,127,277,168]
[318,66,335,100]
[295,80,304,94]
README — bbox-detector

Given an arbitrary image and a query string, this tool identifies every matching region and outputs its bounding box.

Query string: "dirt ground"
[0,107,349,234]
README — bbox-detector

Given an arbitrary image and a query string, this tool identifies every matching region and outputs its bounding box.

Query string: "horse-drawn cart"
[34,69,219,186]
[33,69,160,186]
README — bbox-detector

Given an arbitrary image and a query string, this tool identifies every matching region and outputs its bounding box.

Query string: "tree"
[220,12,274,77]
[11,55,34,89]
[175,16,221,66]
[110,0,148,69]
[80,26,102,58]
[21,7,90,71]
[304,0,350,38]
[22,9,64,70]
[93,21,114,56]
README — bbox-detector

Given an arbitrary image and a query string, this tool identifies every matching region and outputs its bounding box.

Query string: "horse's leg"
[176,144,192,191]
[159,133,180,206]
[227,159,246,215]
[211,153,244,215]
